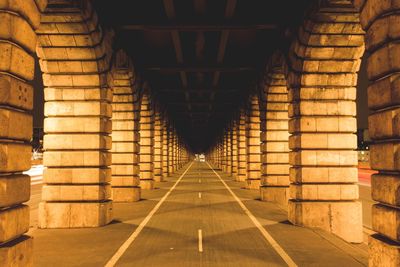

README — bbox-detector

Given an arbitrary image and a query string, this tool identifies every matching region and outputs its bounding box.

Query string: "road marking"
[198,192,202,199]
[206,162,298,267]
[199,178,201,183]
[31,181,43,185]
[105,161,194,267]
[198,229,203,252]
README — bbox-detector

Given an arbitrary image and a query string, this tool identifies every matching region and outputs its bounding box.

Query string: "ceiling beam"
[209,0,237,113]
[145,65,254,72]
[163,0,192,112]
[157,89,240,93]
[121,24,278,31]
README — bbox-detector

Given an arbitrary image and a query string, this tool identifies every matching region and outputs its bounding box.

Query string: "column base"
[0,235,32,267]
[288,200,362,243]
[38,201,113,228]
[369,234,400,267]
[112,187,140,202]
[246,179,260,189]
[260,186,289,209]
[154,176,163,182]
[140,179,155,190]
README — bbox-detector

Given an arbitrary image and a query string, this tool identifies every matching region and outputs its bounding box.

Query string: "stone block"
[0,42,34,80]
[372,174,400,206]
[44,167,111,184]
[0,74,33,110]
[38,201,113,228]
[112,176,140,186]
[0,109,32,141]
[0,142,30,172]
[44,117,111,133]
[260,186,289,208]
[290,166,358,183]
[44,134,111,150]
[45,101,111,117]
[0,175,30,208]
[0,205,29,243]
[367,75,400,110]
[0,235,33,267]
[369,108,400,139]
[369,234,400,267]
[42,184,111,201]
[370,143,400,171]
[290,150,357,166]
[290,184,358,200]
[288,200,362,243]
[44,151,111,167]
[246,179,260,189]
[112,187,140,202]
[140,179,154,190]
[372,204,400,241]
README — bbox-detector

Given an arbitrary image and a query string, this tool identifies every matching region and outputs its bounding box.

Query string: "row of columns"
[208,3,400,266]
[0,1,191,265]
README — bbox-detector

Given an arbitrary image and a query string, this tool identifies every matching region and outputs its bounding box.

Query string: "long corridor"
[32,162,367,267]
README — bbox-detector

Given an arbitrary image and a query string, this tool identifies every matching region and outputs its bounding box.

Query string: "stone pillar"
[237,109,247,182]
[173,131,178,171]
[110,51,140,202]
[260,63,290,207]
[231,121,238,179]
[246,94,261,189]
[0,0,45,264]
[361,0,400,264]
[154,110,163,182]
[287,0,363,243]
[38,2,113,228]
[162,119,169,178]
[139,92,155,189]
[221,135,227,172]
[168,125,174,175]
[226,130,232,175]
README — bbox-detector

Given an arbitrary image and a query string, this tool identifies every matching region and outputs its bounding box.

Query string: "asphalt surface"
[27,162,368,266]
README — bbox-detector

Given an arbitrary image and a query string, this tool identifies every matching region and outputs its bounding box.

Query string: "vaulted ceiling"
[94,0,312,151]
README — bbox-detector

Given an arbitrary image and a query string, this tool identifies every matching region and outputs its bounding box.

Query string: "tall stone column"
[162,119,169,178]
[173,131,178,171]
[221,135,227,172]
[38,2,113,228]
[260,63,290,207]
[287,0,363,243]
[110,51,140,202]
[168,125,174,175]
[246,94,261,189]
[237,109,247,182]
[231,121,238,179]
[139,92,155,189]
[226,130,232,175]
[0,0,45,264]
[361,0,400,264]
[154,110,163,182]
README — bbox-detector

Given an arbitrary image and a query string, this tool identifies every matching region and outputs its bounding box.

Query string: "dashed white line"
[105,161,194,267]
[198,229,203,252]
[199,178,201,183]
[206,161,298,267]
[198,192,202,199]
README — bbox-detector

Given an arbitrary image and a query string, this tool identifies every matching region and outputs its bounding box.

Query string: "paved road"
[29,162,367,266]
[26,164,376,230]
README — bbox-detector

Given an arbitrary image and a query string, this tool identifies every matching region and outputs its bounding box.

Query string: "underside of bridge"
[1,0,399,266]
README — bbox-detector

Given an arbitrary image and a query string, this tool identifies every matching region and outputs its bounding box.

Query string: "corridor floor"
[31,162,368,266]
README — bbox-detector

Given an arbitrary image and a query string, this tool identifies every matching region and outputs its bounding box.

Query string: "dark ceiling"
[93,0,313,152]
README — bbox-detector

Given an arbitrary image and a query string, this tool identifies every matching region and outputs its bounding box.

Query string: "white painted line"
[206,162,298,267]
[31,181,43,186]
[31,177,43,181]
[198,192,202,199]
[198,229,203,252]
[105,161,195,267]
[199,178,201,183]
